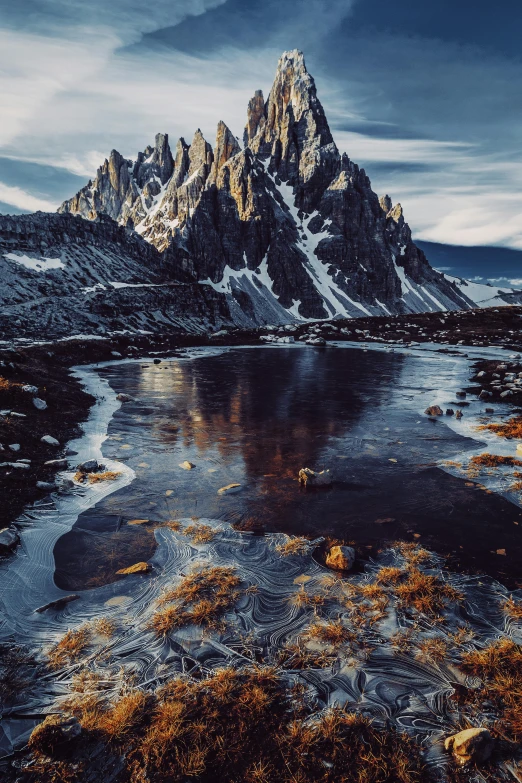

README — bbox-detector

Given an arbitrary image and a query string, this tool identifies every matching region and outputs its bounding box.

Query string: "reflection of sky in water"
[54,348,522,589]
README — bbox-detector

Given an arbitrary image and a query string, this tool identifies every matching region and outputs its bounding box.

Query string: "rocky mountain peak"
[210,121,241,183]
[244,89,265,147]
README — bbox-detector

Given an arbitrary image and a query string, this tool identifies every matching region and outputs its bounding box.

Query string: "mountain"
[59,50,474,321]
[0,212,233,340]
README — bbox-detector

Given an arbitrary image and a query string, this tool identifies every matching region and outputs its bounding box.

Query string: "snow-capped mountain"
[59,50,476,322]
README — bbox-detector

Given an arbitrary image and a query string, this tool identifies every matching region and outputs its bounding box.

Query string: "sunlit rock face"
[59,50,474,321]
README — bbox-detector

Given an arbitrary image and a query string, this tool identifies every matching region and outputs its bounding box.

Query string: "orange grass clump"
[395,569,463,616]
[477,417,522,439]
[183,523,216,543]
[87,471,121,484]
[306,620,351,648]
[469,453,522,468]
[45,666,429,783]
[47,627,91,669]
[151,566,241,635]
[275,536,310,556]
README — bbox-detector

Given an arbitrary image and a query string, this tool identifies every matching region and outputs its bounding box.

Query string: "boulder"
[116,561,151,575]
[35,594,80,613]
[9,443,21,451]
[116,393,134,402]
[326,545,355,571]
[41,435,60,446]
[28,715,81,755]
[153,358,162,364]
[179,460,196,470]
[77,458,101,473]
[33,398,47,410]
[424,405,443,416]
[444,727,493,766]
[298,467,332,487]
[446,409,454,416]
[479,390,492,400]
[0,527,19,553]
[306,337,326,346]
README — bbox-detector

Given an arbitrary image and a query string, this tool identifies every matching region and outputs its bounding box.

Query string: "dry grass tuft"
[415,637,448,662]
[287,588,325,608]
[460,638,522,739]
[503,597,522,620]
[469,453,522,468]
[306,620,351,648]
[87,470,121,483]
[183,523,216,543]
[376,566,405,585]
[47,626,91,669]
[275,536,310,556]
[477,417,522,439]
[394,541,432,565]
[91,618,116,637]
[275,642,336,670]
[395,569,463,616]
[151,566,241,635]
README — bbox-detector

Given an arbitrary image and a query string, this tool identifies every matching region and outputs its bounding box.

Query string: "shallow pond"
[54,346,522,589]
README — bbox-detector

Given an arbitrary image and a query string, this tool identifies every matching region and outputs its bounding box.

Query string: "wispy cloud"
[0,182,58,212]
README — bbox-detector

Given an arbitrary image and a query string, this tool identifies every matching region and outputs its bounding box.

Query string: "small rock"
[33,398,47,410]
[476,371,486,378]
[0,461,29,469]
[210,330,228,338]
[35,594,80,613]
[326,545,355,571]
[0,527,20,553]
[446,409,454,416]
[179,461,196,470]
[116,561,151,575]
[479,390,492,400]
[298,468,332,487]
[22,384,38,394]
[306,337,326,346]
[77,458,101,473]
[111,351,122,358]
[153,358,162,364]
[485,407,494,413]
[217,483,242,495]
[444,728,493,766]
[116,393,134,402]
[425,405,443,416]
[37,481,56,491]
[9,443,20,452]
[44,458,68,469]
[455,410,463,419]
[10,412,26,418]
[41,437,60,450]
[456,391,467,399]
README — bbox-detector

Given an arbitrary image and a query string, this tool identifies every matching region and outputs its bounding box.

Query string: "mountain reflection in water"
[54,347,522,590]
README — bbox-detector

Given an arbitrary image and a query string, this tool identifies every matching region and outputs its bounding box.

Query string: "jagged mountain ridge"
[60,50,475,320]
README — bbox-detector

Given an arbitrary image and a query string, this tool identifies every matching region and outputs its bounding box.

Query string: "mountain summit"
[59,50,473,320]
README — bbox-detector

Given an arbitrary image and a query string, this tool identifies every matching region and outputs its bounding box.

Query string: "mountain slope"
[60,50,474,320]
[0,212,233,339]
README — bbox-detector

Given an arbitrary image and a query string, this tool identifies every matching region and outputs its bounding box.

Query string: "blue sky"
[1,0,521,255]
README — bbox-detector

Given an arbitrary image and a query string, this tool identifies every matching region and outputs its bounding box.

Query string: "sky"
[1,0,522,275]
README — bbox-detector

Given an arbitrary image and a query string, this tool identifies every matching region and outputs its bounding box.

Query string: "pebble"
[33,398,47,410]
[8,443,20,451]
[41,435,60,446]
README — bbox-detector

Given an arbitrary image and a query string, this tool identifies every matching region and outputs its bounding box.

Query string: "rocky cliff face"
[59,50,474,320]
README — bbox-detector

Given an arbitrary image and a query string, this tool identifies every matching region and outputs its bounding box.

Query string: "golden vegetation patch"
[151,566,242,635]
[38,666,429,783]
[460,638,522,740]
[477,416,522,439]
[47,626,91,669]
[469,453,522,468]
[87,470,121,483]
[275,536,310,556]
[502,597,522,620]
[395,569,463,616]
[183,523,216,543]
[306,620,351,648]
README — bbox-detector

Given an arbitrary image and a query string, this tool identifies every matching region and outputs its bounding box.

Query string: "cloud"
[0,182,58,212]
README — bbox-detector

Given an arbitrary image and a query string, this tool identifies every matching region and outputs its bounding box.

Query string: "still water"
[54,346,522,589]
